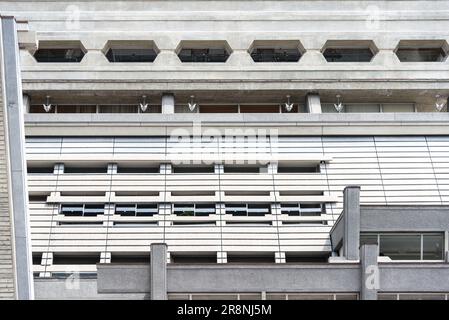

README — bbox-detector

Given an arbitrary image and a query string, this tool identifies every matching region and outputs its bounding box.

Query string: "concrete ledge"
[361,205,449,232]
[25,113,449,136]
[380,263,449,292]
[97,263,360,294]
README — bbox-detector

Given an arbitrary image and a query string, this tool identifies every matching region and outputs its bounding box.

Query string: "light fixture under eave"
[334,94,344,113]
[43,95,52,113]
[139,95,149,112]
[188,95,197,112]
[435,94,447,112]
[284,95,294,112]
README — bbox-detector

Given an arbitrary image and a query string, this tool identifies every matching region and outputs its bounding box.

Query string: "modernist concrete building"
[1,0,449,300]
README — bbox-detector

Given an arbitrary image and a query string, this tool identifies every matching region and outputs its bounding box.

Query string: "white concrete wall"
[26,135,449,274]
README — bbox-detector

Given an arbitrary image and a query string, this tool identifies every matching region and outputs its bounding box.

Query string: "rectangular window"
[60,204,104,216]
[173,203,215,216]
[111,254,150,264]
[227,254,275,264]
[117,166,160,174]
[362,233,445,261]
[281,203,323,216]
[52,253,100,265]
[171,254,217,264]
[277,165,320,173]
[115,204,158,216]
[27,166,55,174]
[225,203,271,216]
[172,166,215,174]
[64,166,107,174]
[382,103,415,113]
[223,165,267,174]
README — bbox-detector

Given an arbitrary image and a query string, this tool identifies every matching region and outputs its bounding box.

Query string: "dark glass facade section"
[106,48,158,62]
[250,48,301,62]
[396,48,446,62]
[178,48,230,62]
[323,48,374,62]
[34,48,85,62]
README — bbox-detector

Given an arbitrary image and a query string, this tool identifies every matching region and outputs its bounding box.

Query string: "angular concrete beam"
[305,93,322,114]
[162,93,175,114]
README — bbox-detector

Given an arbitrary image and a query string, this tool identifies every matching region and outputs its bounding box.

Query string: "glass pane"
[34,48,84,62]
[379,234,421,260]
[321,103,338,113]
[251,48,301,62]
[396,48,446,62]
[399,294,446,300]
[360,234,378,245]
[106,48,157,63]
[423,234,444,260]
[323,48,373,62]
[345,104,380,113]
[382,103,415,113]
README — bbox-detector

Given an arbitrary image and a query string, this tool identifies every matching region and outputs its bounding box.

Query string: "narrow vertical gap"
[43,137,63,276]
[163,127,168,243]
[373,136,388,205]
[216,135,224,261]
[320,137,335,224]
[103,137,115,258]
[268,134,282,261]
[425,136,443,205]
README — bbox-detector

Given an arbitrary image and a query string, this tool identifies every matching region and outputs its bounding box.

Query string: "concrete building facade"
[0,0,449,299]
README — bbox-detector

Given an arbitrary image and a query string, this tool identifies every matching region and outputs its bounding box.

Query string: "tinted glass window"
[106,48,157,62]
[34,48,85,62]
[323,48,373,62]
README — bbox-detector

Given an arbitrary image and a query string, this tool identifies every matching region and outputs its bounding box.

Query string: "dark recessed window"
[251,48,301,62]
[64,166,107,174]
[34,48,85,63]
[396,48,446,62]
[277,165,319,173]
[111,254,150,264]
[106,48,158,63]
[60,204,104,217]
[225,203,271,217]
[172,166,215,174]
[171,254,217,264]
[323,48,374,62]
[117,166,160,174]
[178,48,230,62]
[227,254,275,264]
[52,254,100,265]
[173,203,215,216]
[115,204,158,216]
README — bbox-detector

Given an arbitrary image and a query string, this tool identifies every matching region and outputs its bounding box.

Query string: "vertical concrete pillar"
[305,93,322,114]
[360,243,379,300]
[343,186,360,261]
[162,93,175,114]
[1,16,34,300]
[150,243,168,300]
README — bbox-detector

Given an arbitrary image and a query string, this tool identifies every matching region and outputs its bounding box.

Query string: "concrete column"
[360,243,379,300]
[305,93,322,114]
[1,16,34,299]
[150,243,168,300]
[162,93,175,114]
[343,186,361,261]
